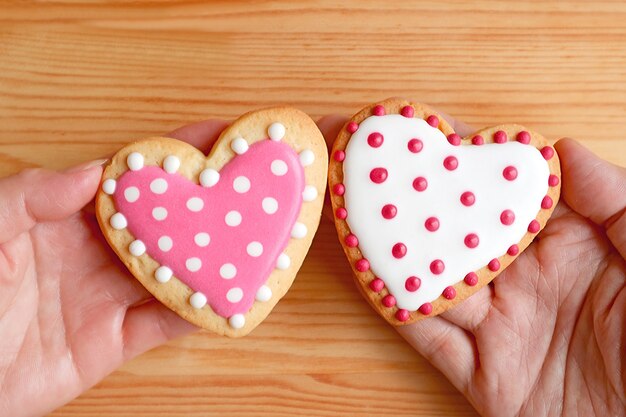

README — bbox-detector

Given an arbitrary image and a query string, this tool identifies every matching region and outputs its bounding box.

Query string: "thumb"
[554,138,626,257]
[0,160,105,244]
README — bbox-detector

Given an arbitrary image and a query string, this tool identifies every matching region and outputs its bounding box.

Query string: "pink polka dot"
[367,132,384,148]
[500,209,515,225]
[460,191,475,206]
[333,150,345,162]
[407,138,423,153]
[345,234,358,247]
[381,204,397,219]
[430,259,445,274]
[528,219,540,233]
[548,174,560,187]
[494,130,507,144]
[382,294,396,308]
[447,133,461,146]
[336,207,347,220]
[541,146,555,160]
[419,303,433,315]
[472,135,484,145]
[425,217,440,232]
[333,183,345,196]
[516,131,531,144]
[464,233,479,248]
[503,166,518,181]
[405,276,421,292]
[372,105,385,116]
[370,168,388,184]
[488,258,500,272]
[355,258,370,272]
[392,242,407,259]
[369,278,384,292]
[346,122,358,133]
[443,156,458,171]
[401,106,414,118]
[413,176,428,192]
[507,244,519,256]
[541,195,553,209]
[464,272,478,286]
[395,309,410,322]
[442,286,456,300]
[426,115,439,127]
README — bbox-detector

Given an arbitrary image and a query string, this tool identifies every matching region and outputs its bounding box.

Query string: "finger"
[0,162,104,244]
[440,284,494,333]
[121,299,198,361]
[397,317,476,394]
[554,138,626,257]
[166,119,230,154]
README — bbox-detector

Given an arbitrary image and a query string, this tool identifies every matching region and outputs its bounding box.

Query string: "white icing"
[190,292,207,309]
[194,232,210,247]
[229,314,245,329]
[276,253,291,270]
[268,122,286,141]
[199,168,220,187]
[262,197,278,214]
[225,210,242,226]
[152,207,168,221]
[163,155,180,173]
[150,178,168,194]
[155,266,173,283]
[129,240,146,256]
[246,241,264,257]
[110,212,127,230]
[255,285,272,302]
[220,263,237,279]
[291,222,307,239]
[302,185,318,202]
[343,115,550,310]
[299,150,315,167]
[158,235,173,252]
[186,197,204,212]
[186,257,202,272]
[233,176,251,193]
[102,179,116,195]
[226,287,244,303]
[271,159,288,176]
[124,186,140,203]
[231,137,249,154]
[127,152,144,171]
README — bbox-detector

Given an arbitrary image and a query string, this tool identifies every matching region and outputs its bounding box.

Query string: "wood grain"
[1,1,625,416]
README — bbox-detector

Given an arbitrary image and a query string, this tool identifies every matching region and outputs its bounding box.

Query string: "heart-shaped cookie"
[329,99,561,325]
[96,107,327,337]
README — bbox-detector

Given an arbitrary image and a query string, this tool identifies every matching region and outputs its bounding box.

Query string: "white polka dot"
[102,179,116,195]
[186,257,202,272]
[231,137,249,155]
[262,197,278,214]
[158,236,173,252]
[233,176,250,193]
[246,241,263,257]
[225,210,242,227]
[127,152,144,171]
[299,149,315,167]
[155,266,172,283]
[200,168,220,187]
[271,159,288,176]
[226,287,244,303]
[276,253,291,270]
[302,185,318,202]
[110,212,127,230]
[186,197,204,212]
[255,285,272,302]
[152,207,168,221]
[129,240,146,256]
[190,292,207,309]
[291,222,307,239]
[229,314,245,329]
[268,122,286,141]
[163,155,180,173]
[124,186,140,203]
[150,178,168,194]
[220,263,237,279]
[194,232,210,247]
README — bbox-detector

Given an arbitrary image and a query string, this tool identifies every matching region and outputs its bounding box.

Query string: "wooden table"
[2,2,625,416]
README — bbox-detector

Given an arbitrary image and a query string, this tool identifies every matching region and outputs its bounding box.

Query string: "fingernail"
[65,158,109,173]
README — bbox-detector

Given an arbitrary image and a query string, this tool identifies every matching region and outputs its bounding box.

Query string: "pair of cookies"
[96,99,561,337]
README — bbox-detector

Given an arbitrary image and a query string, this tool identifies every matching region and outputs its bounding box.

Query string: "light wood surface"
[1,1,625,416]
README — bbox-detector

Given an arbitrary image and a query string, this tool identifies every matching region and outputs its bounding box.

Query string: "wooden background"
[2,1,626,416]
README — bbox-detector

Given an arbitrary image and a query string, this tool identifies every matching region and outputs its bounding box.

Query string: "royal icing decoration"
[340,114,551,312]
[106,124,318,328]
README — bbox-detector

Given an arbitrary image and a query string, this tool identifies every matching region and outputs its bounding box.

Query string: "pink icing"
[370,277,385,292]
[113,140,304,318]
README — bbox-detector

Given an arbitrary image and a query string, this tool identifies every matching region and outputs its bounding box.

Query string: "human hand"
[318,114,626,417]
[0,120,229,417]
